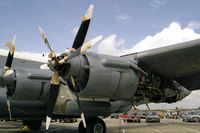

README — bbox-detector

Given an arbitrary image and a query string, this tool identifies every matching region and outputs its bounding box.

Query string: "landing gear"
[23,120,42,130]
[78,117,106,133]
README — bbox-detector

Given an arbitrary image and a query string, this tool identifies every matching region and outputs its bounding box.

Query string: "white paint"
[121,119,124,125]
[154,128,162,133]
[120,119,125,133]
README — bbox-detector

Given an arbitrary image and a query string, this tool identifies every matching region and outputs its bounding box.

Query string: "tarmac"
[0,118,200,133]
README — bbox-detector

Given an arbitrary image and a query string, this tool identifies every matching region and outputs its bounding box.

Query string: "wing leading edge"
[135,38,200,91]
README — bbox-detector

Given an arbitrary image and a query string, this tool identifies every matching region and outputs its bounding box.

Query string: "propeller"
[38,4,102,130]
[0,35,16,120]
[70,76,86,128]
[38,26,60,130]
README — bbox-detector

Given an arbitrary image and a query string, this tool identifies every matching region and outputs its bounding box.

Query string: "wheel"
[78,117,106,133]
[23,120,42,130]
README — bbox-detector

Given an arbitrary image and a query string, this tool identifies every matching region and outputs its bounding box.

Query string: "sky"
[1,0,200,109]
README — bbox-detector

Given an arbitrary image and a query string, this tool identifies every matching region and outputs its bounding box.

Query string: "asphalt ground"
[0,118,200,133]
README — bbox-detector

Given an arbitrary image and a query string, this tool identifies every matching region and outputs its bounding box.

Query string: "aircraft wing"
[135,38,200,91]
[0,55,44,69]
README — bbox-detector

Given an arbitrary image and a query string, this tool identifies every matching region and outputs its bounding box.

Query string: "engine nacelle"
[162,81,191,103]
[66,53,139,101]
[5,68,52,101]
[135,71,191,104]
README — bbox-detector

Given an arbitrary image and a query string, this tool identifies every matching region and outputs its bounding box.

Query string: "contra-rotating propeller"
[0,35,16,120]
[39,4,102,130]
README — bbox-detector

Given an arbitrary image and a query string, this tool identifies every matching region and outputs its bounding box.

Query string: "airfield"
[1,118,200,133]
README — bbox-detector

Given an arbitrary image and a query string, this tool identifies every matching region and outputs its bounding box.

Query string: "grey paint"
[11,68,52,101]
[67,52,140,101]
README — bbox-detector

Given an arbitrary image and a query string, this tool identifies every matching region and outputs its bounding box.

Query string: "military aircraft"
[0,3,199,133]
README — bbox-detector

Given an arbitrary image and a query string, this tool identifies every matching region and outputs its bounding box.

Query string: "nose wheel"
[78,117,106,133]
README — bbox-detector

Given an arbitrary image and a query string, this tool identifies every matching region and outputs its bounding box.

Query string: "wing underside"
[135,39,200,91]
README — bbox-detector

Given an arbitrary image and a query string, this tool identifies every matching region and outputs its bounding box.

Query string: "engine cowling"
[4,68,52,101]
[65,53,140,101]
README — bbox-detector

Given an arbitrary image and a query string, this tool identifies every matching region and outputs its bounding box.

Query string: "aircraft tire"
[23,120,42,130]
[78,117,106,133]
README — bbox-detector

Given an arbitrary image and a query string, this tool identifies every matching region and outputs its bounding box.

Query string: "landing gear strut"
[78,117,106,133]
[23,120,42,130]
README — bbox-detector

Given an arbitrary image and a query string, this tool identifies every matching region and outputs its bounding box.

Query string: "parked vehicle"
[157,112,165,119]
[180,111,188,118]
[182,111,199,122]
[59,118,77,123]
[166,111,179,119]
[138,110,148,119]
[119,111,141,122]
[146,111,160,123]
[110,113,119,119]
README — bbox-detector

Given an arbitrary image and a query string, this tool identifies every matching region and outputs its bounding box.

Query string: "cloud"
[150,0,168,8]
[187,21,200,30]
[97,22,200,56]
[114,14,131,23]
[71,26,79,35]
[97,34,126,55]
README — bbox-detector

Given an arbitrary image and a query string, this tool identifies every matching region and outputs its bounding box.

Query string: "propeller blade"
[38,26,56,59]
[46,71,60,130]
[6,99,12,120]
[58,35,102,65]
[72,4,94,50]
[67,35,103,61]
[5,84,12,120]
[50,71,59,85]
[12,35,16,45]
[70,76,86,128]
[4,35,16,70]
[38,26,53,53]
[80,35,103,54]
[46,116,51,130]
